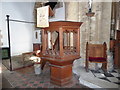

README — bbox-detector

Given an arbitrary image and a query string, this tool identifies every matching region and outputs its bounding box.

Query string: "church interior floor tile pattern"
[2,63,120,89]
[2,64,90,89]
[73,66,120,89]
[91,69,120,86]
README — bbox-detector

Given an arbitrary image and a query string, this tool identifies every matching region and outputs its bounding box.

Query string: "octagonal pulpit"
[41,21,82,86]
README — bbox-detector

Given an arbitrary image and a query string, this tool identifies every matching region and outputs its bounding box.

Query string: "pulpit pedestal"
[41,21,82,86]
[50,64,72,86]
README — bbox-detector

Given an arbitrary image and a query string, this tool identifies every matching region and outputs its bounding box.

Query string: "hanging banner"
[37,6,49,27]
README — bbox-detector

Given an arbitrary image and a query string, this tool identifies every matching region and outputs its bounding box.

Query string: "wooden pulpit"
[41,21,82,86]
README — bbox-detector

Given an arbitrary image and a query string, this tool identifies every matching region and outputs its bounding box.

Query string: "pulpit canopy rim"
[41,21,83,30]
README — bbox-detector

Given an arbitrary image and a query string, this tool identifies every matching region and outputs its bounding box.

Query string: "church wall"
[65,2,112,69]
[1,2,35,56]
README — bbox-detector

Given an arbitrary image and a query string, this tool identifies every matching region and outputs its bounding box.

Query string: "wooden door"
[114,30,120,68]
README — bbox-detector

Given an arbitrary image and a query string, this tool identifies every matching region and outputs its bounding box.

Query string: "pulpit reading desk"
[41,21,82,86]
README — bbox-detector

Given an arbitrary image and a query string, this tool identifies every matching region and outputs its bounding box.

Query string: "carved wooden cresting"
[41,21,82,86]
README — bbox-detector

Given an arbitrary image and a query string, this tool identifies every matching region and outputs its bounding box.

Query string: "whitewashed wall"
[49,2,65,22]
[1,2,35,56]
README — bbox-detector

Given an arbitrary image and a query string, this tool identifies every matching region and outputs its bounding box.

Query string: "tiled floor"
[91,69,120,86]
[2,58,120,89]
[2,76,12,88]
[73,66,120,89]
[2,63,91,89]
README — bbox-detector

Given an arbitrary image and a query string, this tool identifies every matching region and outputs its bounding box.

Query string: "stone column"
[65,2,112,69]
[100,2,111,48]
[76,2,111,69]
[65,2,79,21]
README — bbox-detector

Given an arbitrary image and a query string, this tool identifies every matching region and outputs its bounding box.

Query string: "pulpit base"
[50,64,73,86]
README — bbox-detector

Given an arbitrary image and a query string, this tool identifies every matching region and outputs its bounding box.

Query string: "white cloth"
[29,56,41,63]
[37,6,49,27]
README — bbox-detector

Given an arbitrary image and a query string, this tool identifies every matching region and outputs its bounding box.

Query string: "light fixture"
[86,0,95,17]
